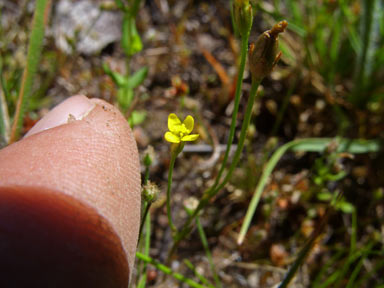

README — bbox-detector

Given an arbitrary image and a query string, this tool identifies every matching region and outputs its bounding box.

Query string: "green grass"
[9,0,51,143]
[260,0,384,107]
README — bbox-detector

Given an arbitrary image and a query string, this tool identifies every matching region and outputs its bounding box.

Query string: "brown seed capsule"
[249,20,288,82]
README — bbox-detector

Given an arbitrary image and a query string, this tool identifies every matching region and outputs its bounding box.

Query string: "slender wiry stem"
[138,202,151,238]
[136,252,209,288]
[10,0,51,142]
[138,160,151,240]
[137,207,151,288]
[213,34,250,188]
[209,80,260,197]
[196,216,222,288]
[166,145,182,233]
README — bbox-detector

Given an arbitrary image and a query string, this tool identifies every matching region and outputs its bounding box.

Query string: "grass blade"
[312,249,346,287]
[237,138,381,245]
[137,206,151,288]
[0,59,10,146]
[351,0,382,106]
[183,259,215,288]
[9,0,51,143]
[196,216,222,288]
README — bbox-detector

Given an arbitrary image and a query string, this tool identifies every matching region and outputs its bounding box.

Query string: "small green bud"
[142,181,159,203]
[249,20,288,82]
[233,0,253,37]
[143,153,152,166]
[143,145,155,167]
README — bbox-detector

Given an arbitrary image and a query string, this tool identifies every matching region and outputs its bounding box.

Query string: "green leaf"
[291,138,381,154]
[122,15,143,57]
[128,110,146,127]
[102,63,127,87]
[314,176,324,186]
[126,67,148,89]
[337,201,355,214]
[317,191,332,201]
[135,252,208,288]
[326,171,347,182]
[117,87,134,112]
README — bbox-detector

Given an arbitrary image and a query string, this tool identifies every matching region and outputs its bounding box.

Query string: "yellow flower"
[164,113,199,143]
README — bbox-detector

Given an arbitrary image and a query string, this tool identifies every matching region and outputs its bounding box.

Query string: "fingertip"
[0,96,141,286]
[24,95,96,138]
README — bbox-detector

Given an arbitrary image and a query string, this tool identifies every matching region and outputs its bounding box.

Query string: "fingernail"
[24,95,96,138]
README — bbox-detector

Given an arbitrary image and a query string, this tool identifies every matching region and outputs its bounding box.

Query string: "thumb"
[0,95,141,287]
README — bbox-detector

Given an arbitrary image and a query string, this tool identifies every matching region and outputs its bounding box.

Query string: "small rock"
[53,0,122,55]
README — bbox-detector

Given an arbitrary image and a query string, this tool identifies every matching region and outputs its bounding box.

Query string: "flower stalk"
[166,147,180,232]
[164,113,199,233]
[212,0,254,194]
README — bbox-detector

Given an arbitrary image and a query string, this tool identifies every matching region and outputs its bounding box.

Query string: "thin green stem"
[351,0,379,106]
[138,202,151,239]
[10,0,51,142]
[138,163,151,240]
[196,216,222,288]
[354,257,384,287]
[0,59,10,146]
[345,255,366,288]
[213,34,250,189]
[136,252,209,288]
[209,80,260,197]
[350,209,357,257]
[312,248,346,287]
[198,80,260,214]
[137,207,151,288]
[137,159,151,286]
[166,151,178,233]
[123,12,132,110]
[184,259,215,288]
[144,165,150,185]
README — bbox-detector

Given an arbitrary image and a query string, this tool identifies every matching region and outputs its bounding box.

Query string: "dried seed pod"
[249,20,288,82]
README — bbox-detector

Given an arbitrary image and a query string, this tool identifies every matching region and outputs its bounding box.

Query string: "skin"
[0,95,141,287]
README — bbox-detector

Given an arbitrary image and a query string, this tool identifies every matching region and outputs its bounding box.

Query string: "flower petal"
[183,115,194,133]
[168,113,182,133]
[165,132,181,143]
[181,134,199,142]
